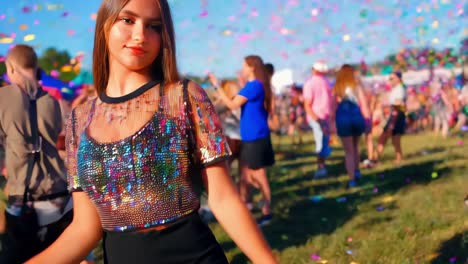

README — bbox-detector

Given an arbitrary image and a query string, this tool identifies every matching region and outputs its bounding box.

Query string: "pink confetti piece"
[373,187,379,193]
[50,70,60,78]
[347,237,353,242]
[0,14,5,20]
[22,6,32,13]
[250,8,259,17]
[199,10,208,17]
[311,254,321,261]
[34,20,40,25]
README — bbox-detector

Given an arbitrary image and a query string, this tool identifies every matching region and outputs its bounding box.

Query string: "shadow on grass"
[223,155,461,263]
[430,232,468,264]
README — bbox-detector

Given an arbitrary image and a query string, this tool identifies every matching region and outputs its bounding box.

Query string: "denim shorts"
[335,100,365,137]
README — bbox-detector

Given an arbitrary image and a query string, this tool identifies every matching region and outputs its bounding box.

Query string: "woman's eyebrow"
[120,9,161,22]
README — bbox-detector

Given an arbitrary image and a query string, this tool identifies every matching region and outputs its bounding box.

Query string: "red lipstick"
[126,46,145,56]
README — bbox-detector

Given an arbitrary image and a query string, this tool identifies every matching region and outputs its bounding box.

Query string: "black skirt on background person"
[240,136,275,170]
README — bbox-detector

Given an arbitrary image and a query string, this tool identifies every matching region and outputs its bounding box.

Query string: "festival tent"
[70,70,93,86]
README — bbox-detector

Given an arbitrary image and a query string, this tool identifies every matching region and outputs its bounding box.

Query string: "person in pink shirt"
[303,61,333,178]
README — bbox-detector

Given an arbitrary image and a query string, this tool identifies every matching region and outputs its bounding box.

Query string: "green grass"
[2,132,467,264]
[211,132,468,264]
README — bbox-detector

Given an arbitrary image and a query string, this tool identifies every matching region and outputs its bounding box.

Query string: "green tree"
[38,47,71,73]
[0,61,5,77]
[38,47,77,81]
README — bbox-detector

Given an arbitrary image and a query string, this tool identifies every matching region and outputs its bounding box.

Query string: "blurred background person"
[303,61,333,178]
[210,55,276,226]
[333,65,370,188]
[376,71,406,165]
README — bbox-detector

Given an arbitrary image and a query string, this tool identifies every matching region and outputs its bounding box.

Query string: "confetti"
[24,34,35,42]
[0,37,14,44]
[310,195,323,203]
[373,187,379,193]
[431,172,438,179]
[347,237,353,243]
[311,254,321,261]
[376,205,385,211]
[336,197,347,203]
[22,6,32,13]
[346,249,353,255]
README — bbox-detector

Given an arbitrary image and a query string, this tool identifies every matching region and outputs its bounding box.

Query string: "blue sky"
[0,0,466,79]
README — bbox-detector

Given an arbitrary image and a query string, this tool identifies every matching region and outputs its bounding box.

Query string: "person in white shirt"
[376,71,406,165]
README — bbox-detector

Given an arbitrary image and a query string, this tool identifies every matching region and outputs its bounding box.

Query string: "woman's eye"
[149,24,162,32]
[121,18,133,24]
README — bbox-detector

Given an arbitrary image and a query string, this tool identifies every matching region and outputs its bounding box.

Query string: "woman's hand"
[208,73,220,90]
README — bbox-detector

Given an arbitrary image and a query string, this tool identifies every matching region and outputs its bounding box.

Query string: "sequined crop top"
[65,80,231,232]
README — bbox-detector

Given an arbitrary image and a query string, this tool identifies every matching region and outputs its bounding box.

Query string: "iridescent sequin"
[65,82,231,232]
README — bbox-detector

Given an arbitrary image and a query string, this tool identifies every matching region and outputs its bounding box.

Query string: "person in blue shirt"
[209,55,275,226]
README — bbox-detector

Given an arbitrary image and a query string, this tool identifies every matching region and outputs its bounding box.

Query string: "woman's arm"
[357,85,371,119]
[208,73,247,111]
[26,192,103,264]
[204,163,278,264]
[216,88,248,111]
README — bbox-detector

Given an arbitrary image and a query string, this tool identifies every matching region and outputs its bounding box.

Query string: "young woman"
[209,55,275,226]
[26,0,276,263]
[376,71,406,165]
[333,65,370,188]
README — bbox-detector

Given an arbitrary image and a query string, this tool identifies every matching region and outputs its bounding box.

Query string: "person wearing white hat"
[303,61,333,178]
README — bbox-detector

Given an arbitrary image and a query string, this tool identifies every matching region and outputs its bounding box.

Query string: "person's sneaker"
[314,167,328,179]
[363,159,377,168]
[347,180,358,189]
[354,169,362,182]
[257,214,273,227]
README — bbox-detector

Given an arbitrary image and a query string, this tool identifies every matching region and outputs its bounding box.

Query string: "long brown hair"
[245,55,273,114]
[93,0,180,94]
[334,64,357,98]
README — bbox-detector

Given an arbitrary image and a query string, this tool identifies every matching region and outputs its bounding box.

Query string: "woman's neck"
[106,64,153,97]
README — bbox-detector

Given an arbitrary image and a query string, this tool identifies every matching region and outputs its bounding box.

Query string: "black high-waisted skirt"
[103,212,228,264]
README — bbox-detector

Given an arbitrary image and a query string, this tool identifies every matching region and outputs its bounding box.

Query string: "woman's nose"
[132,22,146,43]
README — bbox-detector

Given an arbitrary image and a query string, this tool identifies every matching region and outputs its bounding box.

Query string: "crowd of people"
[0,0,467,263]
[270,65,468,167]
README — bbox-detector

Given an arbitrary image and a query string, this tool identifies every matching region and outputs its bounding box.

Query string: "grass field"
[2,132,467,264]
[210,132,468,264]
